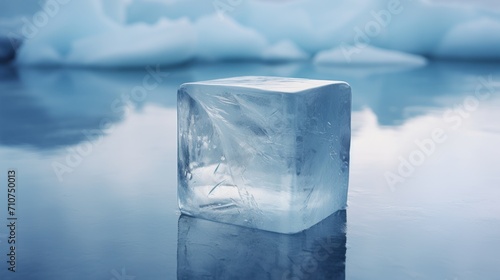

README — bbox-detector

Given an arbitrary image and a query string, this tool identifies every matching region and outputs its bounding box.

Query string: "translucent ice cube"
[177,76,351,233]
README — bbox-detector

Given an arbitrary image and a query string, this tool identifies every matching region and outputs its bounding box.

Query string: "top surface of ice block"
[181,76,347,93]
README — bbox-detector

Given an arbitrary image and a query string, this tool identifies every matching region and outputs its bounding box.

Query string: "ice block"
[177,76,351,233]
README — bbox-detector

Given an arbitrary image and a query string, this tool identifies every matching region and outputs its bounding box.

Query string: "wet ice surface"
[178,211,346,280]
[0,62,499,279]
[178,76,351,233]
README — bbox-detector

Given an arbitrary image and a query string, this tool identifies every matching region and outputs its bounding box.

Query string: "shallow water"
[0,61,499,279]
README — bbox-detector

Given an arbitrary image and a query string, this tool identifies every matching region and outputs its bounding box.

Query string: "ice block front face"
[177,76,351,234]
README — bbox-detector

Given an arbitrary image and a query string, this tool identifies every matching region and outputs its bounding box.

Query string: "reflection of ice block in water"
[177,211,346,280]
[178,76,351,233]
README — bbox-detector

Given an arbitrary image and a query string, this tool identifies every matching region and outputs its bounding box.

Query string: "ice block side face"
[177,76,351,233]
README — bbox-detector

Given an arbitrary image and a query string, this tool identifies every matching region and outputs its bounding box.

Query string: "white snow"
[4,0,500,67]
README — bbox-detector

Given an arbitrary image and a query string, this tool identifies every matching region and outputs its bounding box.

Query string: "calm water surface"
[0,61,499,280]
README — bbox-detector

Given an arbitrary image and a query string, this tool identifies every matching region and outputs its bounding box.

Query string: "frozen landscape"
[0,0,500,279]
[1,0,500,66]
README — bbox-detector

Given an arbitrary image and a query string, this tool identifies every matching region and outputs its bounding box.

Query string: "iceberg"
[0,0,499,67]
[434,18,500,60]
[0,36,15,62]
[14,1,196,67]
[177,76,351,233]
[0,18,24,63]
[313,45,427,65]
[262,40,309,62]
[194,15,267,61]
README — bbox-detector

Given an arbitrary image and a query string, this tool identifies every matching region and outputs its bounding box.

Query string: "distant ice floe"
[314,45,427,65]
[0,0,499,67]
[262,40,310,62]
